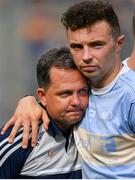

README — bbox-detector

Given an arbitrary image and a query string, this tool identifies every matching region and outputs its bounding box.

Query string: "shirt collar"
[48,119,61,138]
[39,105,72,151]
[47,111,72,152]
[46,110,72,139]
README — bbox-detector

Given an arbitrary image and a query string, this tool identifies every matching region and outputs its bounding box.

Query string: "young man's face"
[67,21,124,88]
[37,67,89,129]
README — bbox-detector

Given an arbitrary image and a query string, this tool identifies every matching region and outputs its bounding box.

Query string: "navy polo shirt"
[0,120,82,179]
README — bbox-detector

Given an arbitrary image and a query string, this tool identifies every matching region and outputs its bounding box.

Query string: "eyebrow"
[70,43,83,48]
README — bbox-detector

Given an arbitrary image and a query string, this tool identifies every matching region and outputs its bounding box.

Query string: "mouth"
[66,109,83,116]
[67,108,82,112]
[81,65,97,72]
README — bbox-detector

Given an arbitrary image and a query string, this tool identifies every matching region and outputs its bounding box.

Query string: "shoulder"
[120,69,135,89]
[0,126,24,152]
[117,69,135,105]
[117,63,135,90]
[0,126,33,178]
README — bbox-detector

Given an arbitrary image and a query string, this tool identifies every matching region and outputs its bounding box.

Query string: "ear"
[36,88,47,107]
[117,35,125,49]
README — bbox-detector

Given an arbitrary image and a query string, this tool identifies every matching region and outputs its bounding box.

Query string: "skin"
[68,21,124,88]
[37,67,89,130]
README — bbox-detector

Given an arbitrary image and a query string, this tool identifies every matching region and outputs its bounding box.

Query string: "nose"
[83,47,93,64]
[71,94,81,107]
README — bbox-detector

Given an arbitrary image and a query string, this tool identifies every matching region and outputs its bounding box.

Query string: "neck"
[56,122,73,131]
[91,61,123,89]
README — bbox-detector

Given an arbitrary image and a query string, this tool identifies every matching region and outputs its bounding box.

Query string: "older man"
[0,47,89,178]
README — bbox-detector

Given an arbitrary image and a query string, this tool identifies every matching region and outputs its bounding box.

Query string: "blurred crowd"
[0,0,135,126]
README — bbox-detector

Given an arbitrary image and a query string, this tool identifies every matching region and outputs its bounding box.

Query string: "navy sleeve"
[0,126,33,178]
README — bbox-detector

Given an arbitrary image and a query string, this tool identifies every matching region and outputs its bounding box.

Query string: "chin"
[69,118,81,124]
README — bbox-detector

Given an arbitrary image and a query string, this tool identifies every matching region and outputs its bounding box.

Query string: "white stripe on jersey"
[1,142,22,165]
[0,129,31,166]
[1,133,23,154]
[0,127,23,147]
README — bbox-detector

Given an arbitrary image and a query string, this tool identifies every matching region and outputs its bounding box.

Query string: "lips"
[82,65,97,72]
[66,109,83,115]
[67,109,82,113]
[67,111,83,118]
[66,109,84,120]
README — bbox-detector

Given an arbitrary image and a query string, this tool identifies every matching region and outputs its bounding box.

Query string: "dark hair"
[61,0,121,40]
[133,10,135,38]
[36,46,77,89]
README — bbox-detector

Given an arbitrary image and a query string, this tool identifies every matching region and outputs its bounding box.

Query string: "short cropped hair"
[61,0,121,40]
[36,47,77,89]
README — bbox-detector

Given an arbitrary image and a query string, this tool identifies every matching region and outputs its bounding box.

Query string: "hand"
[1,96,50,148]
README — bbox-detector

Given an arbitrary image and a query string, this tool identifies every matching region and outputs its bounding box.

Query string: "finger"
[31,119,39,147]
[21,120,31,149]
[42,110,50,131]
[8,118,22,143]
[1,116,16,135]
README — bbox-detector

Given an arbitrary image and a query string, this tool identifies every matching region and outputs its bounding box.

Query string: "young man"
[2,0,135,179]
[0,47,89,178]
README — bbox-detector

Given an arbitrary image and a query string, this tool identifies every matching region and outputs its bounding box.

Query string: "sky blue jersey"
[74,64,135,179]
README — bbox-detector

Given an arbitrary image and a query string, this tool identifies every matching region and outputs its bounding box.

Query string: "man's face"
[67,21,123,88]
[37,67,89,129]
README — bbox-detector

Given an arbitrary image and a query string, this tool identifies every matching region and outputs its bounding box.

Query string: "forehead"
[67,21,112,43]
[49,67,87,88]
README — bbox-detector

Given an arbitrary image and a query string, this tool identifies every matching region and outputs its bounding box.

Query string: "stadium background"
[0,0,134,126]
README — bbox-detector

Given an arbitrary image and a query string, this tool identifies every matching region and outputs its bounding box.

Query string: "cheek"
[81,97,89,108]
[71,51,81,64]
[47,99,69,118]
[103,45,116,59]
[73,56,82,71]
[103,49,115,68]
[97,50,111,67]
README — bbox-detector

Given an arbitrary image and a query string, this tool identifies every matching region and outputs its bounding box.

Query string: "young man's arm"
[1,96,50,148]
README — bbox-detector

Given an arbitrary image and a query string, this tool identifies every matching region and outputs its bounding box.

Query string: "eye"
[90,41,105,49]
[59,91,72,98]
[70,43,83,50]
[78,88,89,96]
